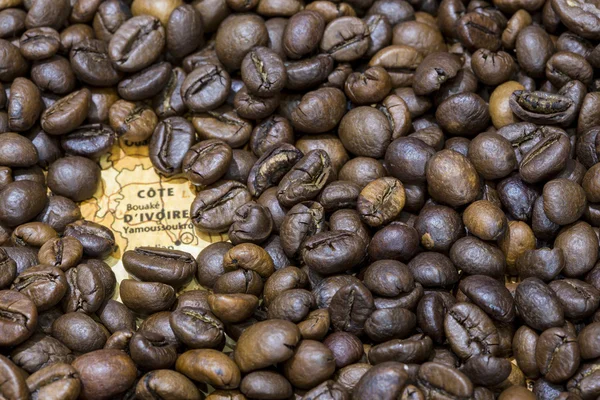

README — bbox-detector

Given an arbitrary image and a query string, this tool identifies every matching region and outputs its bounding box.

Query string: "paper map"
[79,138,224,298]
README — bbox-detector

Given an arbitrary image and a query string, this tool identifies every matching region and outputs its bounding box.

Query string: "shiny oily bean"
[234,319,302,373]
[357,177,405,227]
[444,302,499,360]
[119,279,176,315]
[26,363,81,400]
[302,230,366,275]
[190,180,252,233]
[515,278,564,331]
[223,242,275,278]
[136,370,202,400]
[277,150,332,208]
[12,265,67,311]
[330,282,374,336]
[536,327,580,383]
[122,247,196,288]
[280,201,326,259]
[368,334,433,365]
[170,307,224,349]
[548,279,600,320]
[247,144,304,197]
[458,275,515,323]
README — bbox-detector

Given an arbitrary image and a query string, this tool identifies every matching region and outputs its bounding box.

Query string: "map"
[80,138,225,297]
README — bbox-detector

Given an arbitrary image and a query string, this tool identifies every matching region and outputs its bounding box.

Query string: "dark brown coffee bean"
[120,279,176,315]
[0,354,29,399]
[70,39,124,86]
[234,319,301,373]
[72,349,137,400]
[445,302,499,360]
[368,334,433,365]
[536,327,580,383]
[190,180,252,233]
[330,282,374,336]
[516,278,565,331]
[0,289,37,346]
[357,177,405,227]
[0,181,47,228]
[167,4,204,60]
[52,312,108,353]
[108,15,165,73]
[8,78,42,132]
[353,362,409,400]
[321,16,369,62]
[426,149,481,207]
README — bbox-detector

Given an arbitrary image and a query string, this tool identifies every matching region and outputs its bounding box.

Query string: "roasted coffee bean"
[329,282,374,336]
[170,307,224,349]
[215,14,268,70]
[123,247,196,288]
[277,150,332,207]
[285,54,335,91]
[247,144,304,197]
[516,247,564,282]
[0,289,37,346]
[516,278,565,331]
[0,39,28,83]
[97,299,136,334]
[549,279,600,320]
[321,16,368,62]
[444,302,499,360]
[228,201,273,245]
[357,177,405,227]
[52,312,108,354]
[181,63,231,113]
[149,116,196,176]
[0,354,29,399]
[339,107,392,159]
[302,230,366,275]
[458,275,515,322]
[12,264,66,311]
[109,99,158,142]
[120,279,176,315]
[509,90,576,126]
[26,362,81,400]
[536,327,580,383]
[234,319,301,373]
[368,334,433,365]
[136,370,202,400]
[64,220,115,259]
[241,46,286,97]
[130,330,178,370]
[72,349,137,400]
[182,140,232,186]
[365,307,417,343]
[415,205,463,252]
[153,67,187,118]
[408,252,458,288]
[0,249,17,289]
[61,263,105,313]
[108,15,165,73]
[283,339,336,389]
[0,132,38,168]
[191,180,252,233]
[291,87,346,134]
[60,124,117,160]
[0,181,47,228]
[413,52,462,96]
[117,62,172,101]
[554,221,598,277]
[352,362,409,400]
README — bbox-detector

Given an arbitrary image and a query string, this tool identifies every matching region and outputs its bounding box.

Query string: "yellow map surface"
[79,138,225,298]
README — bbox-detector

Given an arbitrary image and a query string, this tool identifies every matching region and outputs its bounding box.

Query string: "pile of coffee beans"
[2,0,600,398]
